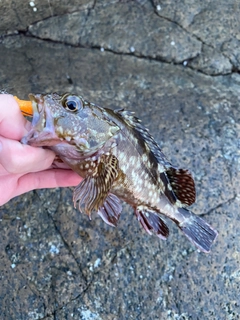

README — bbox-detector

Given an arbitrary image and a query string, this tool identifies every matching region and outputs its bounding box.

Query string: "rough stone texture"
[152,0,240,75]
[0,1,240,319]
[188,44,232,75]
[0,0,93,34]
[28,2,202,63]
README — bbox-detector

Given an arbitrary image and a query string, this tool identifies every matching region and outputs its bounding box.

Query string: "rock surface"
[0,1,240,319]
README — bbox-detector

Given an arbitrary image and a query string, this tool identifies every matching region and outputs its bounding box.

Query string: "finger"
[16,169,82,196]
[0,136,56,174]
[0,94,29,140]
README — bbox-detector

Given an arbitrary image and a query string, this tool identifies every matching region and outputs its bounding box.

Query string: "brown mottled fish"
[21,93,218,252]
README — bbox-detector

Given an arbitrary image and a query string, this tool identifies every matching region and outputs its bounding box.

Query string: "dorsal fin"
[114,109,172,167]
[114,109,196,207]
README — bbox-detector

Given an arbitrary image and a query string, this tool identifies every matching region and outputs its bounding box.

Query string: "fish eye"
[62,95,82,112]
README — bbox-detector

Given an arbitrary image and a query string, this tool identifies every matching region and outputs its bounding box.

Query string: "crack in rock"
[200,194,237,217]
[151,1,235,75]
[27,2,201,64]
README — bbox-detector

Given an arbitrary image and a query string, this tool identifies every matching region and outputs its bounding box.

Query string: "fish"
[21,92,218,252]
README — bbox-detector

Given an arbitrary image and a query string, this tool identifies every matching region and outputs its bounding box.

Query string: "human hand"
[0,94,82,206]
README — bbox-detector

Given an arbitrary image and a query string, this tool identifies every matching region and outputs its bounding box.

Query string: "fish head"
[21,93,119,155]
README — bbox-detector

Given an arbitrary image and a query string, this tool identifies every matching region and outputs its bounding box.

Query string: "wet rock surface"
[0,1,240,319]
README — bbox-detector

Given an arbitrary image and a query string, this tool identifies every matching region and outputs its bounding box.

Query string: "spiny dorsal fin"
[115,109,172,168]
[115,109,196,207]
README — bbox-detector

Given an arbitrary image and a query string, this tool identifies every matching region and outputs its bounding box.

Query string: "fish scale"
[21,92,218,252]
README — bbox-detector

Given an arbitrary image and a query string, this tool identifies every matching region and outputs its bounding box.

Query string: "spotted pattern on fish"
[113,108,196,207]
[21,93,218,252]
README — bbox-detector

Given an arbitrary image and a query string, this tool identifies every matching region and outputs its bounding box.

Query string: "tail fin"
[176,207,218,253]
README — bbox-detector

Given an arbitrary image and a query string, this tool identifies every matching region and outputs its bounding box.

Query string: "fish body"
[22,93,218,252]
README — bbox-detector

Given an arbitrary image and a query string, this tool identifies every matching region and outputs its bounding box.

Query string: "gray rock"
[0,0,93,34]
[188,44,232,75]
[0,1,240,319]
[28,2,201,63]
[153,0,239,75]
[222,38,240,71]
[152,0,209,29]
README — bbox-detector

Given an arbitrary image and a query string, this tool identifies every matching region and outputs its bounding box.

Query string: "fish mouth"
[21,94,62,147]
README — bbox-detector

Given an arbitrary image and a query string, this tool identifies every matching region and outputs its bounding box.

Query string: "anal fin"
[135,208,169,240]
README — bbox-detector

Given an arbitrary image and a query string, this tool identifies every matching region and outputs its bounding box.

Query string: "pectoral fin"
[73,154,119,217]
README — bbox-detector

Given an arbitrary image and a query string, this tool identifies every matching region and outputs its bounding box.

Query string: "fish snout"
[21,94,60,147]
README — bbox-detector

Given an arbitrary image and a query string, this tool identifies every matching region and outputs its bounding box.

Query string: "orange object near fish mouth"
[14,96,33,117]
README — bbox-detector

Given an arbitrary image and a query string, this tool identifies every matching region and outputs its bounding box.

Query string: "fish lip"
[29,93,42,126]
[21,93,60,147]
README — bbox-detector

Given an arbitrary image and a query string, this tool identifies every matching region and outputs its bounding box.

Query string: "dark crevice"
[151,3,234,74]
[186,63,234,77]
[0,2,96,38]
[38,244,126,319]
[149,0,155,10]
[152,4,209,48]
[22,29,192,64]
[38,195,134,318]
[4,29,234,78]
[4,24,237,78]
[1,0,236,77]
[18,268,43,297]
[1,2,237,77]
[12,0,24,27]
[28,191,90,319]
[38,277,95,319]
[92,0,98,10]
[199,194,237,217]
[46,192,88,284]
